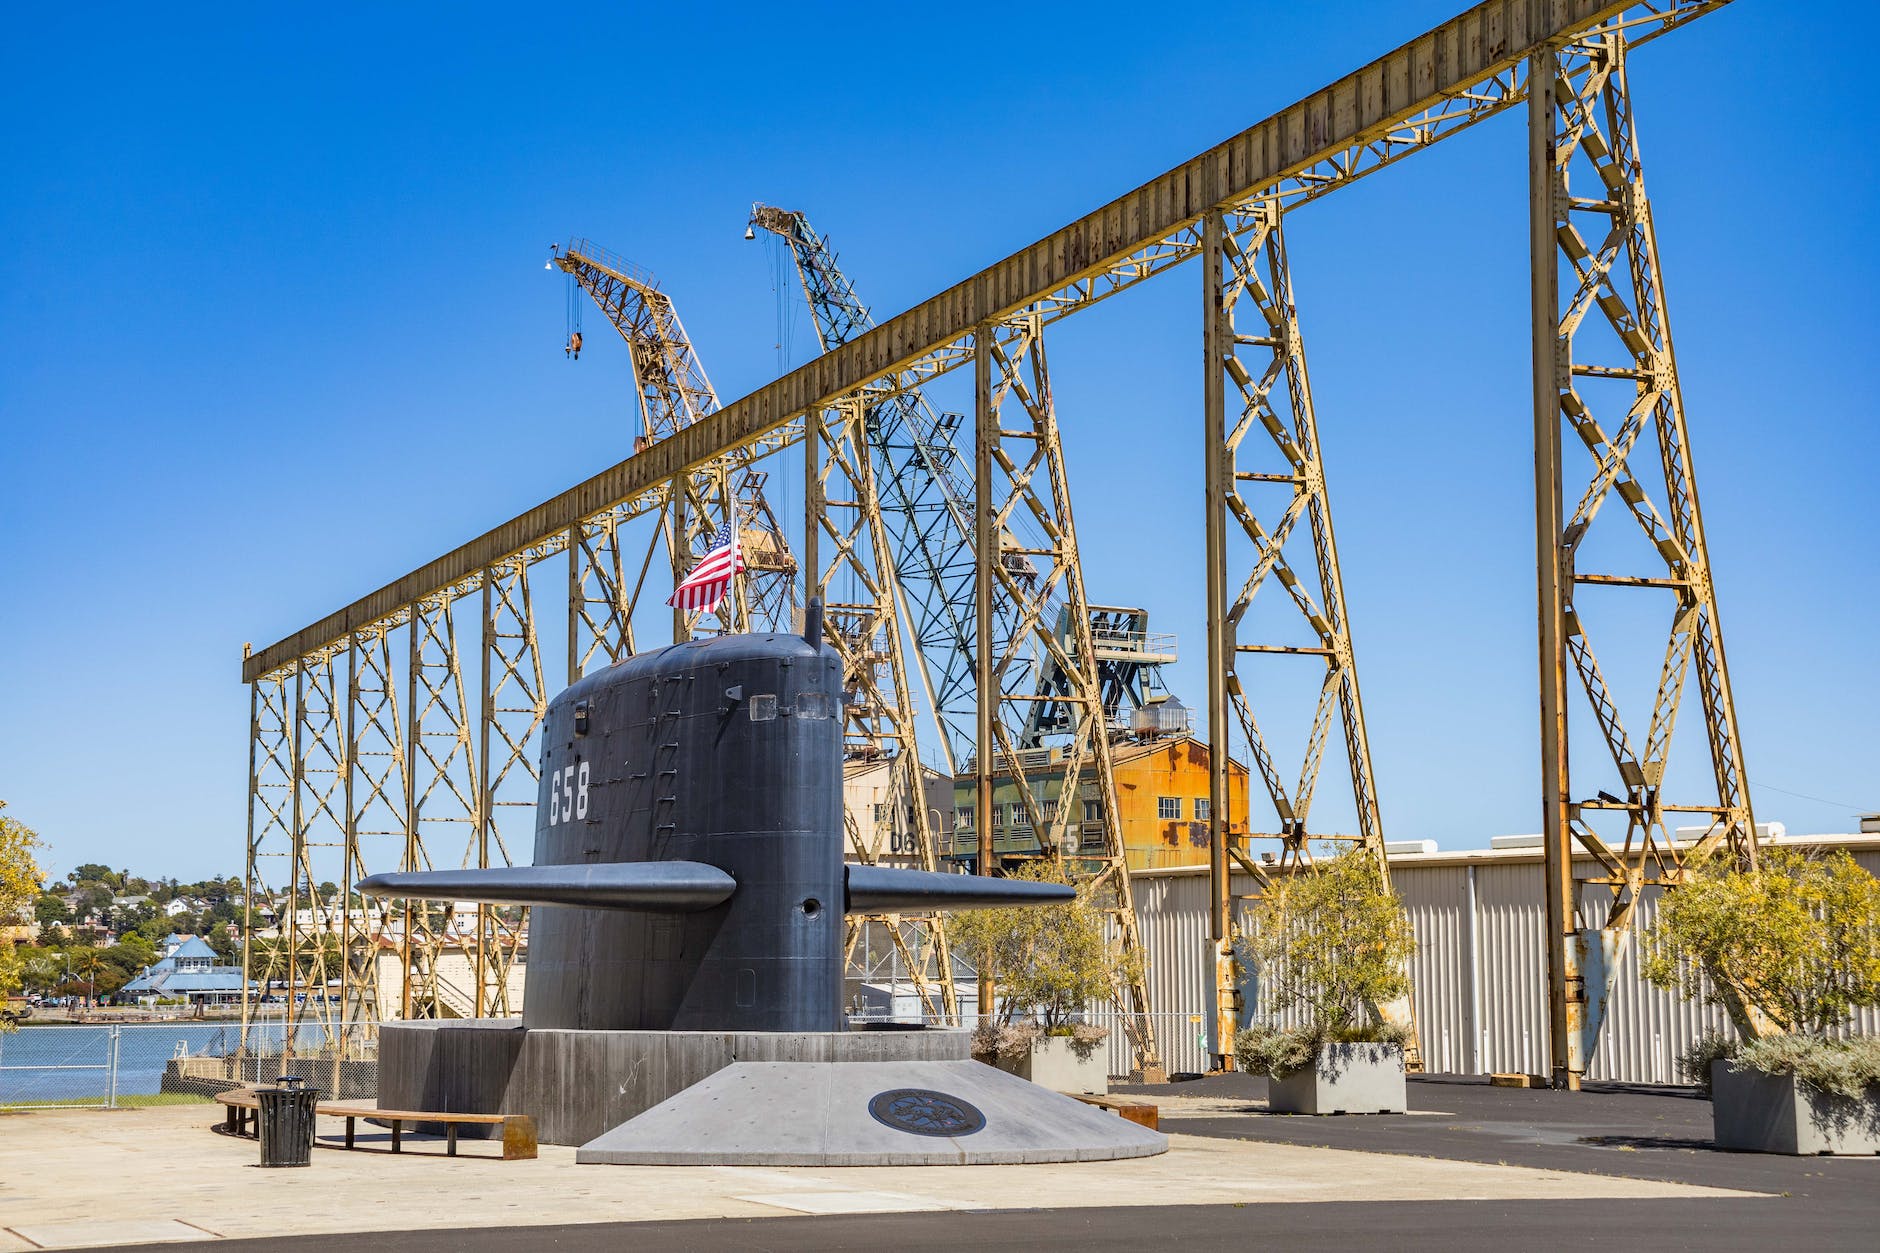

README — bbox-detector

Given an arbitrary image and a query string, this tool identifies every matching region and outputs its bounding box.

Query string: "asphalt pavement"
[1120,1071,1878,1209]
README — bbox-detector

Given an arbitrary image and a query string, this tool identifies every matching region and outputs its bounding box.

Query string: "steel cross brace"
[808,395,960,1022]
[1202,206,1398,1069]
[1531,25,1757,1084]
[972,315,1163,1078]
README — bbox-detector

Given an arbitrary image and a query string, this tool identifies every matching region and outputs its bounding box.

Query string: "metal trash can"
[256,1075,320,1167]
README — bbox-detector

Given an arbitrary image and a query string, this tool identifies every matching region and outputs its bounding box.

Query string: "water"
[0,1022,330,1104]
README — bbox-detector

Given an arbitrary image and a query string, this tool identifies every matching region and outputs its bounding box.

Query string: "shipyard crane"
[748,210,1178,762]
[556,236,959,1020]
[749,205,1166,1076]
[747,207,1181,757]
[553,238,797,636]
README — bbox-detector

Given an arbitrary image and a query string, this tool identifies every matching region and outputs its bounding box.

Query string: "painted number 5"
[548,761,590,826]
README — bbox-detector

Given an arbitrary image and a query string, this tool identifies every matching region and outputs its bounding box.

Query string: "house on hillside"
[120,936,248,1007]
[1,900,37,947]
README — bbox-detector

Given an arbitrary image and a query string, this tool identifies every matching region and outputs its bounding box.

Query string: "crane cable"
[563,271,584,358]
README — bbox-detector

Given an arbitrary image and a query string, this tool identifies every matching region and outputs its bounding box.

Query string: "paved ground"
[67,1198,1876,1252]
[1118,1072,1880,1210]
[2,1075,1873,1251]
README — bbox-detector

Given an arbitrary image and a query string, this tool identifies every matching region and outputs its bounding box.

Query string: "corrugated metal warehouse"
[1127,833,1880,1083]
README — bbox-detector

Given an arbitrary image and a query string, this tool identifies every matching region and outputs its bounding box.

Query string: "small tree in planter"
[1232,850,1417,1114]
[1642,847,1880,1153]
[948,862,1120,1093]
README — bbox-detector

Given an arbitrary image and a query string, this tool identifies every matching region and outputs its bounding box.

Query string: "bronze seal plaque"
[866,1088,987,1137]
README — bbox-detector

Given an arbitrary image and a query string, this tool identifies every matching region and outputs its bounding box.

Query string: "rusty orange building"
[947,733,1248,873]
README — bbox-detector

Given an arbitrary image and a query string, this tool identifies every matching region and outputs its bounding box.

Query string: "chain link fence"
[0,1021,378,1110]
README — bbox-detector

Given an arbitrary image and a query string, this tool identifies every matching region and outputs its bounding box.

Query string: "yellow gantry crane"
[241,3,1758,1090]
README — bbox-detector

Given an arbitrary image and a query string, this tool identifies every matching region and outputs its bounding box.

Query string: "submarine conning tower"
[357,605,1074,1040]
[528,626,846,1033]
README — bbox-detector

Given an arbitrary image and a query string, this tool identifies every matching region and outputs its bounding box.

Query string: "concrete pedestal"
[379,1021,1164,1164]
[379,1020,970,1148]
[579,1059,1164,1165]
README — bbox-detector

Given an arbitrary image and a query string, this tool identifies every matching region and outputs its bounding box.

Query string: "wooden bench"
[211,1089,537,1160]
[213,1087,262,1136]
[318,1104,538,1160]
[1068,1092,1160,1131]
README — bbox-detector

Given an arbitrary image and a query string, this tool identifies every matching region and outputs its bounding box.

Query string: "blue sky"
[2,2,1874,881]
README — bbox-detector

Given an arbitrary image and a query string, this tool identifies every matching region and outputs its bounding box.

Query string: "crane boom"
[555,238,797,635]
[746,207,1177,760]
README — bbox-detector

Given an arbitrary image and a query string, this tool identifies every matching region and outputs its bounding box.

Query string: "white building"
[843,757,953,868]
[1119,831,1880,1084]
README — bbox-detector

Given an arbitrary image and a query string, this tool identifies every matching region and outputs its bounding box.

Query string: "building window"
[873,803,888,824]
[1157,796,1181,821]
[955,807,973,830]
[1083,799,1101,824]
[1010,803,1031,830]
[1041,798,1058,821]
[1194,797,1210,822]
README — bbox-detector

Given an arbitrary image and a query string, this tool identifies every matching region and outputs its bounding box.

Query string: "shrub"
[1705,1035,1880,1101]
[1234,1025,1319,1078]
[1642,848,1880,1037]
[1234,849,1416,1036]
[1061,1021,1110,1059]
[971,1019,1041,1064]
[1676,1032,1739,1092]
[1234,1020,1412,1078]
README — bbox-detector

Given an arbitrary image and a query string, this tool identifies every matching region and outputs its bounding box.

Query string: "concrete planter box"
[993,1036,1109,1095]
[1711,1061,1880,1155]
[1268,1042,1405,1115]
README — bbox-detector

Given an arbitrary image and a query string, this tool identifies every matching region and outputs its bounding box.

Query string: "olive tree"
[947,861,1124,1030]
[1642,846,1880,1039]
[1237,849,1415,1035]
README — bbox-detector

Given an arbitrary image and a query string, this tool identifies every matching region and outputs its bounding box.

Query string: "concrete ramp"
[577,1059,1167,1166]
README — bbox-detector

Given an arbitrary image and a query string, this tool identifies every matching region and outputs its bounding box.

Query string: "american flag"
[667,516,743,615]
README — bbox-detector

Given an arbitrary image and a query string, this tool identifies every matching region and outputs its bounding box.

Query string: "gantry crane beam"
[971,317,1165,1075]
[807,397,960,1022]
[244,1,1731,687]
[242,0,1746,1082]
[1201,204,1413,1069]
